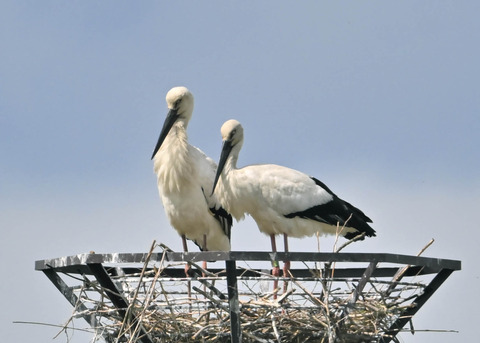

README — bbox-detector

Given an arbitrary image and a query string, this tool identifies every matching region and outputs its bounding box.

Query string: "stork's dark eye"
[230,129,237,139]
[174,99,181,110]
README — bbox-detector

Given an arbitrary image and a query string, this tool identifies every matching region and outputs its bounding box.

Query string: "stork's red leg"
[270,234,280,299]
[182,234,190,275]
[283,233,291,294]
[202,234,207,277]
[182,235,192,299]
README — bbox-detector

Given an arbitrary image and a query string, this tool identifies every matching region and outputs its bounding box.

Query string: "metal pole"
[226,259,242,343]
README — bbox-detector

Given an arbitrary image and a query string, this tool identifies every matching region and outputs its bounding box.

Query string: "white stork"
[151,87,232,262]
[212,119,375,283]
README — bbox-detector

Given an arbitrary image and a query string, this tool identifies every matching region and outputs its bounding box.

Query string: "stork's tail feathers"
[283,177,376,240]
[341,199,376,239]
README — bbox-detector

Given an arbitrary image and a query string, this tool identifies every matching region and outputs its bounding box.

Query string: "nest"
[59,242,436,343]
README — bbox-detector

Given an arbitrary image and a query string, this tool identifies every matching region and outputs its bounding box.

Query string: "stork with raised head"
[212,119,375,289]
[151,87,232,267]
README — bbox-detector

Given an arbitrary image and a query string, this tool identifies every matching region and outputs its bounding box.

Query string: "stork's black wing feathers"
[191,205,232,252]
[210,205,233,240]
[200,186,233,242]
[284,177,376,239]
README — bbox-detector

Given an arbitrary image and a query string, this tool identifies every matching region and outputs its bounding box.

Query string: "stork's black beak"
[212,140,233,195]
[151,108,178,159]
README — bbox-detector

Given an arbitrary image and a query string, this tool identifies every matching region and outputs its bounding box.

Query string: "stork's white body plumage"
[216,163,349,238]
[152,87,231,252]
[213,119,375,244]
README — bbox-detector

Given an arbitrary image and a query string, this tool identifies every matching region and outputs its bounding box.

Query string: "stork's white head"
[151,86,194,159]
[166,86,194,121]
[212,119,244,194]
[221,119,244,147]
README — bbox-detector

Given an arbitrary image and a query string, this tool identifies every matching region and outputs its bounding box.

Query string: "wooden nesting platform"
[35,248,461,343]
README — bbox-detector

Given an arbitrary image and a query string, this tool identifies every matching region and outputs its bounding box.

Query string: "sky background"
[1,1,479,342]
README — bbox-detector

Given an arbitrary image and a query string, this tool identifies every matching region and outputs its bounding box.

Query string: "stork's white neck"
[224,141,244,174]
[153,122,195,194]
[223,154,238,175]
[215,144,247,221]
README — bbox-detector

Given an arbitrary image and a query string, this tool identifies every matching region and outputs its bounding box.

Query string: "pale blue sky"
[1,1,479,342]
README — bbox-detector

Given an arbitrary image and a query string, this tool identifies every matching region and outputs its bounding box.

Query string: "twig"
[271,312,281,343]
[386,238,435,296]
[335,232,366,253]
[12,321,93,333]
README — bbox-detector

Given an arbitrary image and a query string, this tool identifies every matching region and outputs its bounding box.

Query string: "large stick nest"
[62,245,430,343]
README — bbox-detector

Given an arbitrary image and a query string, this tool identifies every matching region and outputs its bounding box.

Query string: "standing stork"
[212,119,375,292]
[151,87,232,273]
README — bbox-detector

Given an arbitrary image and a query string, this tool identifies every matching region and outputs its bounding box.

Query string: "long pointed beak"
[212,140,233,195]
[151,109,178,159]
